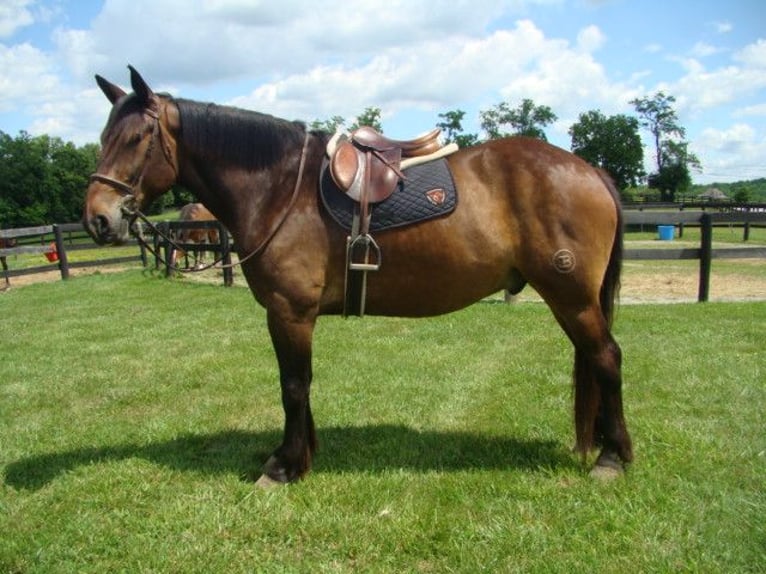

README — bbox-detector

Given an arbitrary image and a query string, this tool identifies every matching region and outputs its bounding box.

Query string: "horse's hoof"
[589,464,623,481]
[255,473,284,490]
[589,450,625,481]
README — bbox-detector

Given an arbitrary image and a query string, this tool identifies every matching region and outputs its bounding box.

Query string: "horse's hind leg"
[1,256,9,289]
[549,301,633,476]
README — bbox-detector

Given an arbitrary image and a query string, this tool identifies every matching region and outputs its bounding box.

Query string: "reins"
[92,102,311,274]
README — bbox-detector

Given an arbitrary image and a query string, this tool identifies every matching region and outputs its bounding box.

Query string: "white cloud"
[576,25,605,53]
[734,38,766,68]
[714,21,733,34]
[0,42,59,111]
[734,103,766,118]
[0,0,33,39]
[226,18,636,139]
[693,123,766,181]
[690,42,721,58]
[659,39,766,115]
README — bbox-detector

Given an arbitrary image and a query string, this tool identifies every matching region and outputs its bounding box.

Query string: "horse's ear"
[128,65,155,108]
[95,74,126,104]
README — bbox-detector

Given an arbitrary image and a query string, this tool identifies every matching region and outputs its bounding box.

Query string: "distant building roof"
[698,187,729,201]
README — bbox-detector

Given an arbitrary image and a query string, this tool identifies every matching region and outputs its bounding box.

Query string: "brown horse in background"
[83,67,633,486]
[1,236,18,289]
[171,202,220,269]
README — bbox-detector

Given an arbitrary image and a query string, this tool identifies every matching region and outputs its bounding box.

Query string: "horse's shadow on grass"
[5,425,577,490]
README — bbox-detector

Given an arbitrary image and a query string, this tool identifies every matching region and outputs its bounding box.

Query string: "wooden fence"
[2,212,765,301]
[0,220,235,288]
[1,223,147,284]
[623,210,766,301]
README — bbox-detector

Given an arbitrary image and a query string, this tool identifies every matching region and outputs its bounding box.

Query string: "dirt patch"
[621,259,766,303]
[1,265,131,290]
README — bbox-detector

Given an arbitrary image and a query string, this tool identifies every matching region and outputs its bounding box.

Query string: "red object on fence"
[44,242,58,262]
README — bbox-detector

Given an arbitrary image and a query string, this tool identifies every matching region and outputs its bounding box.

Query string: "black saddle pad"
[319,157,457,232]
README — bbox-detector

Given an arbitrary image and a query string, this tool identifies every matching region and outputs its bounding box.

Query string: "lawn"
[1,272,764,572]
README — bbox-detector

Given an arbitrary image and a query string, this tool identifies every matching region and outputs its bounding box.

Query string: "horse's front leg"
[257,310,318,486]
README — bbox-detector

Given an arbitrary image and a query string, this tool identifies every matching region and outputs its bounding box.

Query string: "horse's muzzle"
[83,212,130,245]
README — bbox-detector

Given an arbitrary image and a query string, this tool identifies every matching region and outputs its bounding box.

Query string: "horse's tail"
[574,169,623,458]
[598,169,623,327]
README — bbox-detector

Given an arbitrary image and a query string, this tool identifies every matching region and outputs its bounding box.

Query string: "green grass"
[1,272,764,572]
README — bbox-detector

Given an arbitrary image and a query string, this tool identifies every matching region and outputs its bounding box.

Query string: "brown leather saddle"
[329,126,442,204]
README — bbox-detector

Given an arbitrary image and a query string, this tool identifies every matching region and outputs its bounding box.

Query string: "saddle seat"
[329,127,443,204]
[351,126,442,158]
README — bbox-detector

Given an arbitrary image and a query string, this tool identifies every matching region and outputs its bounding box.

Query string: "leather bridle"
[89,102,177,218]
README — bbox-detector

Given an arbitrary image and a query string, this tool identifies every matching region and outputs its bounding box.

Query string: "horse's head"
[83,66,179,244]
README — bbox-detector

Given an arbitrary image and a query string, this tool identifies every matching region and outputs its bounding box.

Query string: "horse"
[83,66,633,486]
[171,202,220,269]
[1,236,18,289]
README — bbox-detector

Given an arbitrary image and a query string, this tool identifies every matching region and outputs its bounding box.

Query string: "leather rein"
[90,101,310,273]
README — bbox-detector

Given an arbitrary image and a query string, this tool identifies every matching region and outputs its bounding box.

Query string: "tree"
[312,108,383,134]
[0,130,99,227]
[436,109,479,147]
[631,92,701,201]
[479,98,557,141]
[309,115,346,133]
[569,110,645,191]
[647,140,701,201]
[349,107,383,132]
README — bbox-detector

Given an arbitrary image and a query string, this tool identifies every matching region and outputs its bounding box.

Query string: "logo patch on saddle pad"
[320,158,458,232]
[425,188,446,206]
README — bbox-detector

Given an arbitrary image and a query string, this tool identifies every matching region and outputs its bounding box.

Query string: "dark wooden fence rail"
[623,211,766,302]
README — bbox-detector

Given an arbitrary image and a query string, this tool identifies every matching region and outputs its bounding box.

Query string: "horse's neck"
[176,141,307,244]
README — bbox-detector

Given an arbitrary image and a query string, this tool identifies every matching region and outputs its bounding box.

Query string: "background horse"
[1,236,18,289]
[84,67,633,486]
[171,202,220,269]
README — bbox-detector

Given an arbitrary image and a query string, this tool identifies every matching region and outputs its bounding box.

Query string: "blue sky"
[1,0,764,184]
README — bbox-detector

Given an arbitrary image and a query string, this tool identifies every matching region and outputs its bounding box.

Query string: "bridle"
[90,104,174,215]
[89,100,311,272]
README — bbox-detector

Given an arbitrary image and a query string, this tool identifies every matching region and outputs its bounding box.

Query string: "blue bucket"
[657,225,675,241]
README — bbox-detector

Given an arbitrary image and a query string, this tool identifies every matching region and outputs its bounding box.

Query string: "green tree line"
[0,130,191,228]
[0,132,99,228]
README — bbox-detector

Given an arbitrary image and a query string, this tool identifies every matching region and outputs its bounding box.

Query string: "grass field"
[1,272,764,572]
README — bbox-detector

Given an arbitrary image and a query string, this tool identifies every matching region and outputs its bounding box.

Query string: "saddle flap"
[329,140,359,192]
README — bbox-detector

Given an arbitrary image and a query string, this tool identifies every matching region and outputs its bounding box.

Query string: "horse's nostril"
[85,215,111,243]
[96,215,109,235]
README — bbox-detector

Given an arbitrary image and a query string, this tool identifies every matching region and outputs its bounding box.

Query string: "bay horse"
[171,202,220,269]
[83,66,633,486]
[1,236,17,289]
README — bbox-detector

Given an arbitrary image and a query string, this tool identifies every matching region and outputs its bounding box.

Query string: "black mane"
[174,98,307,169]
